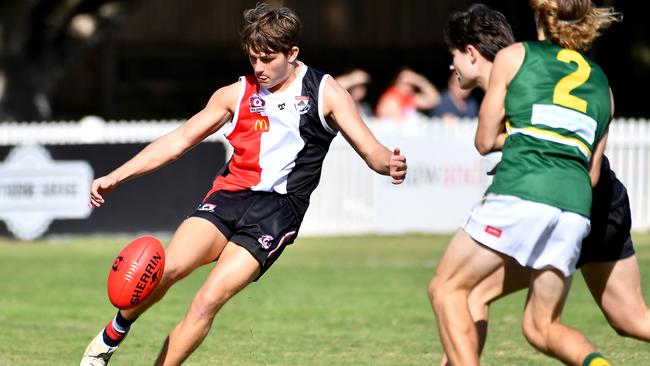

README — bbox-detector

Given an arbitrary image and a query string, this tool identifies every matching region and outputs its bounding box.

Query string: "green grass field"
[1,233,650,365]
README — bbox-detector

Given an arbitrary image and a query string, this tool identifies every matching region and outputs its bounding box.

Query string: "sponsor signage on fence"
[372,134,500,233]
[0,145,93,240]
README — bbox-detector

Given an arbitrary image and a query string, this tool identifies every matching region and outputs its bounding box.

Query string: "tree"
[0,0,142,121]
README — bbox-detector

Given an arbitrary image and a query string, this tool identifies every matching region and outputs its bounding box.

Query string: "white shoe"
[80,330,119,366]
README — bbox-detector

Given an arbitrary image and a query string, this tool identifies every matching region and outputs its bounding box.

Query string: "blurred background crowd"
[0,0,646,123]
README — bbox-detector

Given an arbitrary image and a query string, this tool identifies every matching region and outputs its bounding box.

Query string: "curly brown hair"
[240,2,301,55]
[530,0,622,51]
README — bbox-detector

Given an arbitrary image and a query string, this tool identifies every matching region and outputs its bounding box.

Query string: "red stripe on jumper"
[210,76,267,194]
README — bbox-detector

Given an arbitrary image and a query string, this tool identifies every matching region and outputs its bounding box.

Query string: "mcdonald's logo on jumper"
[254,119,269,132]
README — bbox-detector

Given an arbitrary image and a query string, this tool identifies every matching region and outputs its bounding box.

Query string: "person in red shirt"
[375,67,440,122]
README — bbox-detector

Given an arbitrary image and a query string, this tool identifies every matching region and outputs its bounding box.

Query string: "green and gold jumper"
[487,40,612,217]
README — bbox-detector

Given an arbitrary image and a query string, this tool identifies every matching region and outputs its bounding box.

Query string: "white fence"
[300,119,650,234]
[1,117,649,235]
[606,121,650,232]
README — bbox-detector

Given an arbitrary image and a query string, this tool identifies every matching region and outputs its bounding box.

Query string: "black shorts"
[189,190,300,279]
[577,192,635,268]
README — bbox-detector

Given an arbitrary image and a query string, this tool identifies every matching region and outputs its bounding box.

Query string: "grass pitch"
[1,233,649,365]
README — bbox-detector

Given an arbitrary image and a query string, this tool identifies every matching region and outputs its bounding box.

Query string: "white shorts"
[462,194,590,277]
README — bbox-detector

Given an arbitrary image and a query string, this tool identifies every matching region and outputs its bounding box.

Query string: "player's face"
[248,47,298,92]
[449,48,478,90]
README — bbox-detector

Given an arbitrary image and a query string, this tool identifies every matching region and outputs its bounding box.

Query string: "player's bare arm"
[589,129,608,187]
[323,77,407,184]
[89,81,240,207]
[590,89,615,186]
[475,43,524,155]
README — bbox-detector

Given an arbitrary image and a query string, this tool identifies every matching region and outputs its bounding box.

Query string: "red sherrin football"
[107,236,165,309]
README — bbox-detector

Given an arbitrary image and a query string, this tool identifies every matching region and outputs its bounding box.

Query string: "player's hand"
[89,175,118,208]
[390,147,407,184]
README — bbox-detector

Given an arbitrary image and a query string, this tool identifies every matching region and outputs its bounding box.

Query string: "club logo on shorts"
[484,225,502,238]
[294,96,310,114]
[249,94,266,115]
[258,234,275,249]
[198,203,216,212]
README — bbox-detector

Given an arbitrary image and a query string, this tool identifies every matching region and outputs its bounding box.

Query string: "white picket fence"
[1,116,649,234]
[301,119,650,235]
[606,120,650,231]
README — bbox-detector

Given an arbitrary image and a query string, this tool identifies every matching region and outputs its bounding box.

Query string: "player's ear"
[287,46,299,62]
[466,45,479,64]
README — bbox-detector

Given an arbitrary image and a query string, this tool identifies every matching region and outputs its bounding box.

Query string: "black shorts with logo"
[189,190,300,279]
[577,167,635,268]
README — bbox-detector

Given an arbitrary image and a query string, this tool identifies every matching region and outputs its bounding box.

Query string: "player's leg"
[81,217,229,366]
[581,255,650,341]
[431,194,575,365]
[151,190,297,365]
[428,229,506,366]
[578,183,649,341]
[439,259,530,365]
[153,241,261,366]
[522,210,609,366]
[523,269,610,366]
[122,217,229,319]
[469,259,530,353]
[522,269,594,365]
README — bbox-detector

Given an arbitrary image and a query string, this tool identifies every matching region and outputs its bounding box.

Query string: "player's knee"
[602,314,627,337]
[427,278,436,302]
[427,276,439,303]
[606,317,645,339]
[192,287,237,317]
[160,259,192,285]
[521,314,550,352]
[600,303,650,340]
[521,322,543,350]
[611,324,631,338]
[428,275,450,306]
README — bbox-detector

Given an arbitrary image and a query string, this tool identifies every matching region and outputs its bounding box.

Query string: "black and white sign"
[0,145,93,240]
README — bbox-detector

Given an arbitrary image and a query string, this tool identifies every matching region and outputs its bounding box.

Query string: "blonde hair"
[530,0,622,51]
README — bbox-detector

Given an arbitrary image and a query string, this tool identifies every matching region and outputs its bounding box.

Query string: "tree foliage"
[0,0,141,121]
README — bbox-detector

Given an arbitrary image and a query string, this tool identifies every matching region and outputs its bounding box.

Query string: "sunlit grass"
[0,233,648,365]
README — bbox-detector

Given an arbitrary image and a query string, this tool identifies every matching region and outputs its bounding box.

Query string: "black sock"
[115,311,137,328]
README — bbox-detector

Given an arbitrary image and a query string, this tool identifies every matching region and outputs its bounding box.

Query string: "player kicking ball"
[81,3,406,365]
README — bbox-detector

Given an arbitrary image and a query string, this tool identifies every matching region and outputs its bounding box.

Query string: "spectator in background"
[335,68,374,120]
[430,71,478,122]
[375,67,440,122]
